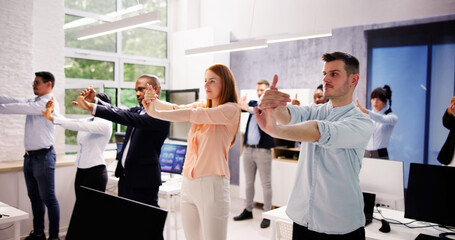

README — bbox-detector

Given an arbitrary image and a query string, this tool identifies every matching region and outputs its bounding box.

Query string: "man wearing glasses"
[0,72,60,240]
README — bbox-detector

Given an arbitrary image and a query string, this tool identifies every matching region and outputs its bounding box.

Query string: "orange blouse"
[181,102,240,179]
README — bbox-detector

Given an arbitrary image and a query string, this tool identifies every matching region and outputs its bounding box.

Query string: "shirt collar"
[327,101,355,113]
[36,92,53,101]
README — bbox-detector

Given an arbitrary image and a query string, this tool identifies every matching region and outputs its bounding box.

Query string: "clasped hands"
[254,75,291,137]
[142,84,159,116]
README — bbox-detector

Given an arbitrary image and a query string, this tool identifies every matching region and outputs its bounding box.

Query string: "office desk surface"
[0,151,117,172]
[263,206,449,240]
[0,201,29,240]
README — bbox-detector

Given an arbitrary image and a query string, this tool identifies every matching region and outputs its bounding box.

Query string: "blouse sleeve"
[368,111,398,125]
[189,103,240,125]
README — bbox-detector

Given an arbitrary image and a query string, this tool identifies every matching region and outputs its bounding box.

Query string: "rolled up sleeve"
[316,115,373,148]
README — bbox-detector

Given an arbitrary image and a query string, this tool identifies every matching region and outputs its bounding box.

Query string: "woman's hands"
[71,86,95,113]
[355,98,369,114]
[142,84,158,117]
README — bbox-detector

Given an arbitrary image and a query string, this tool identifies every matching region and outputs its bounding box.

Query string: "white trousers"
[181,175,230,240]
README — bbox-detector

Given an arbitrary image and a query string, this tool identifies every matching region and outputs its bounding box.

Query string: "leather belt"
[26,146,53,156]
[245,144,260,148]
[365,148,388,158]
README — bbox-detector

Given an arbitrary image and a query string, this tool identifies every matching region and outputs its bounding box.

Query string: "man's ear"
[351,74,360,87]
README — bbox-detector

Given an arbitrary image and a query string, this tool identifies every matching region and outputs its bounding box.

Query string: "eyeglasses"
[33,81,44,86]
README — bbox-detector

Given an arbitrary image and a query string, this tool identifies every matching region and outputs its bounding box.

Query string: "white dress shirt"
[285,102,374,234]
[366,107,398,151]
[53,115,112,169]
[0,93,58,151]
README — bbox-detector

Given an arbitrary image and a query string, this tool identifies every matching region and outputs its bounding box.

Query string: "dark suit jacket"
[243,100,275,149]
[437,110,455,165]
[94,100,170,188]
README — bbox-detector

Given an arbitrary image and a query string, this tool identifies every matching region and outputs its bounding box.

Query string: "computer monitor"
[359,158,405,210]
[405,163,455,227]
[114,132,125,154]
[159,143,187,174]
[66,186,167,240]
[165,89,199,141]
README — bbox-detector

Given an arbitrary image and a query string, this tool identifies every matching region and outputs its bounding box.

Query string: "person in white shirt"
[0,71,60,240]
[356,85,398,159]
[41,92,112,199]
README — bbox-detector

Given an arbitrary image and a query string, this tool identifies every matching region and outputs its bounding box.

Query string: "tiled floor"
[162,194,272,240]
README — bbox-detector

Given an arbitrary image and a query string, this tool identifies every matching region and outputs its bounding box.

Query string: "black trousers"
[364,148,389,159]
[292,223,365,240]
[74,165,108,200]
[118,176,159,207]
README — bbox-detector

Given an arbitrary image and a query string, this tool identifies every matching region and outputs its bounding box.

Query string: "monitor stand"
[161,172,172,182]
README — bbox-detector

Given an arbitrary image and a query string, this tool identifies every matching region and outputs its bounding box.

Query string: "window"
[367,20,455,187]
[64,0,169,151]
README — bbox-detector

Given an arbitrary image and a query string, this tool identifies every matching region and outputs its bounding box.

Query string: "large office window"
[64,0,169,150]
[367,20,455,187]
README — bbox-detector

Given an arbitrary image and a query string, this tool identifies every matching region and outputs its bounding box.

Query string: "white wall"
[168,0,455,93]
[227,0,455,40]
[0,0,65,162]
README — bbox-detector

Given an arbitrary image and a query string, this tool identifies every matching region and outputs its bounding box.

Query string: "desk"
[107,173,182,240]
[263,206,448,240]
[0,202,29,240]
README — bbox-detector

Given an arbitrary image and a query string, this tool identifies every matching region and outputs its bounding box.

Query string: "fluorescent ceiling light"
[267,30,332,44]
[185,39,268,56]
[77,11,159,40]
[64,4,144,30]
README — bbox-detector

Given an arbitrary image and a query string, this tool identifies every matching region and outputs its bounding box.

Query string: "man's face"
[256,83,268,98]
[322,60,353,100]
[313,89,328,104]
[135,78,149,105]
[32,76,50,96]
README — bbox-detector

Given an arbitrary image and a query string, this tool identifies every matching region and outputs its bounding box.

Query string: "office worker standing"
[356,85,398,159]
[41,93,112,199]
[0,72,60,240]
[437,96,455,166]
[257,52,373,240]
[74,75,169,207]
[143,64,240,240]
[234,80,275,228]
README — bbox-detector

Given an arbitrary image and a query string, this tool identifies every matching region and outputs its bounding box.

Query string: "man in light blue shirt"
[0,72,60,240]
[256,52,373,240]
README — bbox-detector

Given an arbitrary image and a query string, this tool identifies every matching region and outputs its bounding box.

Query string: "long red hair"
[204,64,240,147]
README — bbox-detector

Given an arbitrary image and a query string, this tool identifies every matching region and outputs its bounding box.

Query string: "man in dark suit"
[438,96,455,166]
[75,75,170,207]
[234,80,275,228]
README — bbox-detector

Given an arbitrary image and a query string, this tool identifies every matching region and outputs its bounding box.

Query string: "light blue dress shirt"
[366,107,398,151]
[53,115,112,169]
[246,107,261,145]
[0,93,58,151]
[285,102,373,234]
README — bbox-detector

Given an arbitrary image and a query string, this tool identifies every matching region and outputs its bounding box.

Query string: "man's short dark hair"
[139,74,161,95]
[35,71,55,88]
[322,51,359,76]
[257,79,270,87]
[96,93,111,104]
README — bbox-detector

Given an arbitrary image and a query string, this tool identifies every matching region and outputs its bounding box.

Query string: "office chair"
[275,219,293,240]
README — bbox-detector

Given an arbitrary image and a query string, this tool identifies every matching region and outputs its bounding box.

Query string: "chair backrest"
[275,219,293,240]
